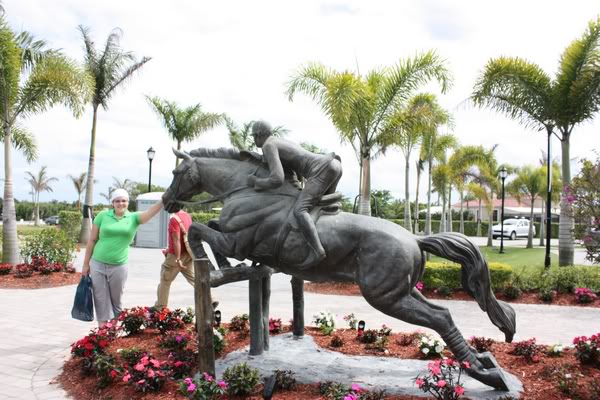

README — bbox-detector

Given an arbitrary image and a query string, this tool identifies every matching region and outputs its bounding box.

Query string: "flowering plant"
[172,307,195,324]
[229,314,250,335]
[179,373,227,400]
[14,263,33,278]
[31,256,48,271]
[313,311,336,335]
[418,334,445,358]
[148,307,184,333]
[158,331,191,352]
[415,281,425,291]
[213,327,226,354]
[343,313,357,330]
[71,327,113,358]
[573,333,600,366]
[511,338,542,363]
[547,343,565,357]
[64,264,77,273]
[0,263,12,275]
[38,262,54,275]
[122,355,167,392]
[469,336,494,352]
[51,262,64,272]
[167,350,194,379]
[269,317,282,334]
[574,287,598,304]
[415,358,469,399]
[118,307,149,335]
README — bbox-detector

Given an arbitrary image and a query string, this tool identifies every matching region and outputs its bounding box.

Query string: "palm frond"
[14,30,55,72]
[8,124,37,162]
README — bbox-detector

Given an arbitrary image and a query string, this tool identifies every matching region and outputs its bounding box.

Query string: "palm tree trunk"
[447,184,452,232]
[34,191,40,226]
[527,201,534,248]
[477,199,482,237]
[404,158,411,232]
[459,190,465,234]
[487,212,493,246]
[425,161,433,235]
[358,155,371,216]
[539,199,545,247]
[80,105,99,244]
[559,137,574,266]
[2,124,20,265]
[414,165,422,233]
[176,140,182,167]
[440,191,446,233]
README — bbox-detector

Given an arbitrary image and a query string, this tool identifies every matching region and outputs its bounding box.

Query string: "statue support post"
[291,277,304,338]
[194,257,215,376]
[249,277,264,355]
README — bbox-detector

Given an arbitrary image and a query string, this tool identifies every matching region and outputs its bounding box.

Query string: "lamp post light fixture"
[214,310,222,327]
[357,320,366,337]
[147,147,156,193]
[499,167,508,254]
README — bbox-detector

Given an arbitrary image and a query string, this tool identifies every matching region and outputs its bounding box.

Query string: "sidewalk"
[0,246,599,399]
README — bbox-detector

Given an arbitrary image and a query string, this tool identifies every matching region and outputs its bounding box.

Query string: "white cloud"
[2,0,600,205]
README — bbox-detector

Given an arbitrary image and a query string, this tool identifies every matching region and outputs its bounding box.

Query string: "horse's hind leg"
[361,286,510,391]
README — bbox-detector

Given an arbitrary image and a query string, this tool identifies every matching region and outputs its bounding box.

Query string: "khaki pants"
[155,252,194,308]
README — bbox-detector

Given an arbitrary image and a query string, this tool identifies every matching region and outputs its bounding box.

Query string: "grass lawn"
[0,225,52,237]
[430,245,558,270]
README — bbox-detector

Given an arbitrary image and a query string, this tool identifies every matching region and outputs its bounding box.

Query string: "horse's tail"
[416,232,516,343]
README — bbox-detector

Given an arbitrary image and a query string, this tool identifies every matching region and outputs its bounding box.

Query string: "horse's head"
[163,149,200,213]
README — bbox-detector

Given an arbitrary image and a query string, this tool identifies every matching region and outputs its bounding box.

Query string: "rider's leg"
[294,188,326,260]
[323,159,342,195]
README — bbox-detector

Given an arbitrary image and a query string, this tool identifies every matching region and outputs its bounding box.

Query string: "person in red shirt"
[154,210,219,309]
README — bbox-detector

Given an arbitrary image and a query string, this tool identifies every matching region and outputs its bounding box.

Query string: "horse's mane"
[188,147,262,164]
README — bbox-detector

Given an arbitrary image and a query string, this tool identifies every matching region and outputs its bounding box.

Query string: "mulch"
[56,324,600,399]
[304,282,600,308]
[0,271,81,289]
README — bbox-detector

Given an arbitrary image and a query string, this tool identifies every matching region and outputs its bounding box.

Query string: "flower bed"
[58,306,600,399]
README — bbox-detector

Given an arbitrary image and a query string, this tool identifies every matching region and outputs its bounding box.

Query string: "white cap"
[111,188,129,203]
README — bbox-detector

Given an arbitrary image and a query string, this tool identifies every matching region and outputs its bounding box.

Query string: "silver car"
[492,218,535,240]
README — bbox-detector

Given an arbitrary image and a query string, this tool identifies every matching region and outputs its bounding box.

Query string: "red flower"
[455,385,465,395]
[110,370,118,378]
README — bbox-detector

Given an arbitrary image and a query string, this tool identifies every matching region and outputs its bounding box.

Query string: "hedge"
[190,212,221,225]
[58,211,82,241]
[422,261,513,291]
[513,266,600,293]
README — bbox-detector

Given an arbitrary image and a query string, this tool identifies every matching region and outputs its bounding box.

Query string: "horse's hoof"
[467,365,510,391]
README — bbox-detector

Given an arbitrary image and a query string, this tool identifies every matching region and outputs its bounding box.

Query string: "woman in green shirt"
[82,189,163,327]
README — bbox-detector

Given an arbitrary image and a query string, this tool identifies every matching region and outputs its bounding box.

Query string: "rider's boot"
[295,211,326,268]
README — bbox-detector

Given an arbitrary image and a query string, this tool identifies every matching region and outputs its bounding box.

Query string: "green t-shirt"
[92,209,141,265]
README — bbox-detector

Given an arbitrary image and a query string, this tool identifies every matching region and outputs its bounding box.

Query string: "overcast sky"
[3,0,600,205]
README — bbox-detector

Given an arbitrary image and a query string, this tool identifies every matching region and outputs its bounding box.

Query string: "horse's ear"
[173,148,192,161]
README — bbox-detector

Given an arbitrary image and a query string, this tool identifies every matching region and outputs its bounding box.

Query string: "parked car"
[44,215,60,225]
[492,218,535,240]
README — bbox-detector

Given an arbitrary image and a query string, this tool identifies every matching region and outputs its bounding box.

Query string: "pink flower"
[351,383,363,392]
[174,361,184,367]
[431,366,441,376]
[176,335,183,343]
[343,395,357,400]
[415,378,425,388]
[134,363,145,371]
[147,369,155,378]
[137,379,146,385]
[461,361,470,369]
[218,381,228,388]
[123,373,131,383]
[141,356,149,365]
[444,358,455,366]
[187,383,197,392]
[416,281,424,291]
[203,372,213,381]
[455,385,465,395]
[150,359,161,368]
[184,378,192,385]
[436,380,447,388]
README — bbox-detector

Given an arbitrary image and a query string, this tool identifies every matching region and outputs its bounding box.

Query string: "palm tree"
[78,25,151,244]
[67,172,87,211]
[0,20,90,264]
[226,118,289,151]
[286,51,452,215]
[146,96,225,167]
[413,158,425,232]
[537,156,562,247]
[507,165,546,248]
[422,133,456,234]
[100,186,115,205]
[471,17,600,265]
[111,176,134,191]
[25,166,57,226]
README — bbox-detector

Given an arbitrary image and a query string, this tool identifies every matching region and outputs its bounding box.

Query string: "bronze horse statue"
[162,147,516,391]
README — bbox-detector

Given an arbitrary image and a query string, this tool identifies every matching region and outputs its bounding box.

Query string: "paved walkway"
[0,243,599,399]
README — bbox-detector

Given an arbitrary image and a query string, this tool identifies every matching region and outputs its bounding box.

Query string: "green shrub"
[190,213,220,225]
[503,284,523,300]
[422,262,513,291]
[59,211,82,241]
[222,362,260,396]
[20,228,76,266]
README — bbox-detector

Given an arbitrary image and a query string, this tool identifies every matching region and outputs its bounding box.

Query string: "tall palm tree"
[100,186,115,205]
[67,172,87,211]
[507,165,546,248]
[537,156,562,247]
[226,118,289,151]
[413,158,425,232]
[0,20,90,264]
[422,133,456,234]
[471,17,600,265]
[25,166,57,226]
[146,96,225,167]
[111,176,133,191]
[78,25,151,244]
[286,51,452,215]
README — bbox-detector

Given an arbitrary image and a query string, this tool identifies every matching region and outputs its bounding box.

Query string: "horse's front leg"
[188,222,236,260]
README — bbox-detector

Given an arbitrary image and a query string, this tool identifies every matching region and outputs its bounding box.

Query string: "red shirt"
[167,211,192,255]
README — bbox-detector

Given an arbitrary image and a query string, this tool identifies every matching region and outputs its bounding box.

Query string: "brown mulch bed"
[304,282,600,308]
[0,271,80,289]
[56,323,600,399]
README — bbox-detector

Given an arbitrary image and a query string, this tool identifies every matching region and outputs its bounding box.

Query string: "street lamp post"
[147,147,155,193]
[499,167,508,254]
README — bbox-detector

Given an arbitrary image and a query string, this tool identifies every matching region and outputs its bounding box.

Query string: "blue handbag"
[71,275,94,321]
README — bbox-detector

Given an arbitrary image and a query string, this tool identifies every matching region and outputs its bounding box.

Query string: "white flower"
[213,329,223,340]
[435,345,443,353]
[422,348,430,354]
[565,374,572,379]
